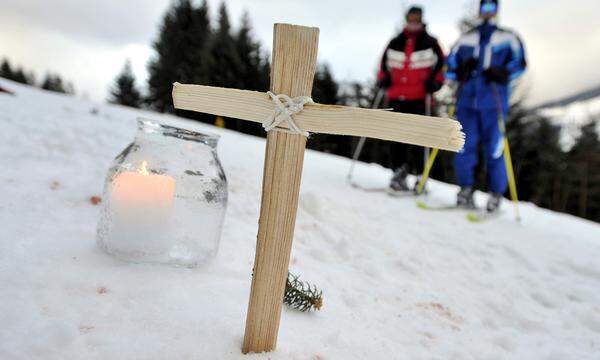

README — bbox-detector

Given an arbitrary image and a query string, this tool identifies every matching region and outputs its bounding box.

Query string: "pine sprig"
[284,272,323,312]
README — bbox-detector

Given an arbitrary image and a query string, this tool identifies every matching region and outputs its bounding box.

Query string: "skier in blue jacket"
[446,0,526,212]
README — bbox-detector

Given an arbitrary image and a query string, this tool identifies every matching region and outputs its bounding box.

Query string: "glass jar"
[96,119,227,267]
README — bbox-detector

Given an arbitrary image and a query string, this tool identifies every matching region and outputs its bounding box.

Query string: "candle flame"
[138,161,150,175]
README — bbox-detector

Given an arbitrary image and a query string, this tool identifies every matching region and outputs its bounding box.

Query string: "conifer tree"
[508,111,564,209]
[311,64,338,105]
[208,3,243,129]
[564,120,600,220]
[235,12,264,91]
[0,59,14,79]
[308,64,353,155]
[147,0,212,113]
[231,12,270,135]
[41,73,68,93]
[12,68,29,84]
[0,60,34,85]
[109,60,142,108]
[209,3,242,89]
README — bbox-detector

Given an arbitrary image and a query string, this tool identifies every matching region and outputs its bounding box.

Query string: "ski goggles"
[480,2,498,14]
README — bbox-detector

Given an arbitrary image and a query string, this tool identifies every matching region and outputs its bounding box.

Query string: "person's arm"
[484,31,527,84]
[377,42,392,89]
[506,34,527,81]
[425,39,445,93]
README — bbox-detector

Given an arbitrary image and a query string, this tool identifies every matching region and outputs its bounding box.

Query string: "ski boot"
[486,193,503,213]
[389,165,409,192]
[457,186,476,209]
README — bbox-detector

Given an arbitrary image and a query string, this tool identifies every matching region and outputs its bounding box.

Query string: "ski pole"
[492,84,521,221]
[415,100,456,195]
[424,94,432,169]
[415,147,439,195]
[415,93,434,195]
[346,88,385,183]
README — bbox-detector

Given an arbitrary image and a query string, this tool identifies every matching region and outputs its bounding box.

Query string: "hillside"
[536,85,600,110]
[1,78,600,359]
[537,88,600,149]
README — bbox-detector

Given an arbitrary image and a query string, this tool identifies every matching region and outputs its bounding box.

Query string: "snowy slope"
[539,96,600,149]
[1,78,600,360]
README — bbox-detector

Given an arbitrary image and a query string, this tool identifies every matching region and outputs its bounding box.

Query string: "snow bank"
[1,78,600,359]
[540,97,600,150]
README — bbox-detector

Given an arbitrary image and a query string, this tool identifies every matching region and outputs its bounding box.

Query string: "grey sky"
[1,0,599,105]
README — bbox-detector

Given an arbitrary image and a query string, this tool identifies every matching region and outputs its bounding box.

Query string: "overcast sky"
[2,0,599,105]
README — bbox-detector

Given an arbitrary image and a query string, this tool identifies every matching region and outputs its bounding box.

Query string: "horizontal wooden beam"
[173,83,465,152]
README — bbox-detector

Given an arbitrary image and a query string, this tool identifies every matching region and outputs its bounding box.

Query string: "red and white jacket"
[378,27,445,101]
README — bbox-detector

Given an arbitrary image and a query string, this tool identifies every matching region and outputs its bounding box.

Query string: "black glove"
[377,74,392,89]
[483,66,510,84]
[425,77,442,93]
[455,58,478,82]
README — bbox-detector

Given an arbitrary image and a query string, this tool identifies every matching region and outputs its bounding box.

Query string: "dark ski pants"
[388,99,427,174]
[454,106,508,194]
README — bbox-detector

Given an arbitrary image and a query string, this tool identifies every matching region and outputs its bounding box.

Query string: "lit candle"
[111,161,175,208]
[108,161,176,256]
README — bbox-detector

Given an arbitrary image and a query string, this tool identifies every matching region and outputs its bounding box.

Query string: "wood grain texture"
[242,23,319,354]
[173,83,465,151]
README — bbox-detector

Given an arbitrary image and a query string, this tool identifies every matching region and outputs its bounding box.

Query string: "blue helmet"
[480,0,498,15]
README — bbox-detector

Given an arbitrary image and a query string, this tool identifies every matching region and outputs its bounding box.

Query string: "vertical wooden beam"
[242,24,319,354]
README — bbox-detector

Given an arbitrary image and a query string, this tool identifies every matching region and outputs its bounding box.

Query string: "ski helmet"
[480,0,498,15]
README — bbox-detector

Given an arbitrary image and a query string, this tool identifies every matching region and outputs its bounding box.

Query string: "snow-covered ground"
[540,96,600,149]
[1,78,600,359]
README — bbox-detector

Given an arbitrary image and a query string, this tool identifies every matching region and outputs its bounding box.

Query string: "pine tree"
[307,64,353,156]
[109,60,142,108]
[147,0,212,113]
[12,68,29,84]
[564,120,600,220]
[233,11,270,136]
[209,3,242,89]
[0,59,13,79]
[508,110,564,210]
[208,3,243,130]
[311,64,338,105]
[235,12,267,91]
[41,73,68,93]
[1,59,36,86]
[259,53,271,91]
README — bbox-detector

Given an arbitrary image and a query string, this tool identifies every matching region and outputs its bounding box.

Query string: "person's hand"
[425,77,442,93]
[456,58,478,81]
[483,66,509,84]
[377,74,392,89]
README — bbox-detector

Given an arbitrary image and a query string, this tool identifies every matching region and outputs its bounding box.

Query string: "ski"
[349,182,417,197]
[466,210,502,223]
[416,199,460,211]
[387,189,418,197]
[416,199,482,212]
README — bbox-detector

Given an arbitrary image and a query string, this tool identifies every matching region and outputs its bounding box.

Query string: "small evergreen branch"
[284,272,323,312]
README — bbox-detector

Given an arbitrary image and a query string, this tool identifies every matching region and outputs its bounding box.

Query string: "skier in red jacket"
[377,6,445,192]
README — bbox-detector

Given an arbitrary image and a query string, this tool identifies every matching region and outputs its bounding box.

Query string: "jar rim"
[137,118,220,148]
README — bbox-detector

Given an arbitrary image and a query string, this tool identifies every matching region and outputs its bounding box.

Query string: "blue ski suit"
[446,21,526,193]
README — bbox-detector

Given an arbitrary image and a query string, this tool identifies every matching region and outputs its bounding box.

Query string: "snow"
[1,77,600,359]
[540,97,600,149]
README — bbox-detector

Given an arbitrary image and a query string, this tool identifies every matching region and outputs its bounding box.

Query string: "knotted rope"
[263,91,313,137]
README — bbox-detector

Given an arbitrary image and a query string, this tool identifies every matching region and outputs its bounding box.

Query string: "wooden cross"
[172,23,464,354]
